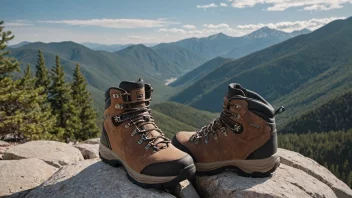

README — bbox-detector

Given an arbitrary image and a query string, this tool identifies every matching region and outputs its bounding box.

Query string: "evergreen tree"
[49,56,80,141]
[0,21,55,140]
[71,63,99,140]
[35,50,50,93]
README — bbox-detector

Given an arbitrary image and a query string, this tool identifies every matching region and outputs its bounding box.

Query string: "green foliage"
[152,110,196,138]
[150,102,217,138]
[71,64,99,140]
[0,21,55,140]
[170,57,233,87]
[151,43,206,72]
[35,50,50,93]
[152,102,217,129]
[282,90,352,133]
[49,56,80,140]
[279,130,352,187]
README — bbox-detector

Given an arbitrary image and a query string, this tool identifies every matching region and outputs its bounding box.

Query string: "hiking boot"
[172,83,284,177]
[99,79,195,188]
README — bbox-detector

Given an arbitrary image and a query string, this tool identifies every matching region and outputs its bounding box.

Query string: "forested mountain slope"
[282,90,352,133]
[152,43,207,73]
[171,17,352,116]
[170,57,233,87]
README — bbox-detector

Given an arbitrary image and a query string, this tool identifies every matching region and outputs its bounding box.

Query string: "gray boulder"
[195,164,337,198]
[26,159,175,198]
[0,158,58,197]
[0,140,10,147]
[82,138,100,144]
[279,148,352,198]
[3,140,84,167]
[174,180,200,198]
[74,143,99,159]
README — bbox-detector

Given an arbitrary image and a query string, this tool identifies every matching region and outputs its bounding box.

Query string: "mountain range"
[81,42,157,52]
[171,27,311,59]
[170,17,352,130]
[8,26,310,110]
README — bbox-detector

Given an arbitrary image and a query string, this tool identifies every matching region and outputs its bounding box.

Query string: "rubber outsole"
[99,153,196,189]
[195,159,280,178]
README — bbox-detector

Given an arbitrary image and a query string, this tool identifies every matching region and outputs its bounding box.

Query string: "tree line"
[279,130,352,188]
[0,21,99,142]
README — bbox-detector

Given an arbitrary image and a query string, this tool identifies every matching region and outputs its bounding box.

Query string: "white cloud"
[4,20,33,27]
[196,3,218,9]
[203,23,230,29]
[158,28,187,34]
[220,3,228,7]
[182,24,196,29]
[230,0,352,11]
[38,18,176,28]
[237,17,346,32]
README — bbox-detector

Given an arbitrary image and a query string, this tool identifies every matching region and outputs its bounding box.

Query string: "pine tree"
[71,63,99,140]
[0,21,55,140]
[49,56,80,141]
[35,50,50,93]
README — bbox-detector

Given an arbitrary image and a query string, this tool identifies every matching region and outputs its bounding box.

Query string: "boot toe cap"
[172,133,197,162]
[140,154,194,177]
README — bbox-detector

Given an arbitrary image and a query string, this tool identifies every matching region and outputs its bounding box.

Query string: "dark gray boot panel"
[246,132,277,160]
[100,126,112,149]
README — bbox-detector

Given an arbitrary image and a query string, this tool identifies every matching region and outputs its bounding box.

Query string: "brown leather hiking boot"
[99,79,195,188]
[172,83,284,177]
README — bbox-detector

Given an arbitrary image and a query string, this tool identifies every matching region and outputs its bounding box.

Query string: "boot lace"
[189,108,242,144]
[123,107,170,152]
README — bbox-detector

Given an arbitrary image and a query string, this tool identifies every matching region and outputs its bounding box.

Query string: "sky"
[1,0,352,45]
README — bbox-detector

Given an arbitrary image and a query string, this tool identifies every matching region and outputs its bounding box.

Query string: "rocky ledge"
[0,140,351,198]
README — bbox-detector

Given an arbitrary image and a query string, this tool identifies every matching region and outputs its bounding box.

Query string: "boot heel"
[99,143,122,167]
[237,158,280,178]
[236,153,280,177]
[196,153,280,177]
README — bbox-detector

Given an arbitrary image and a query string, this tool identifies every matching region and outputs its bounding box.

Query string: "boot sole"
[99,143,196,188]
[195,153,280,177]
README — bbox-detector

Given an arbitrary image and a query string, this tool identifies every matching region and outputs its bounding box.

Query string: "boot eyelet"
[131,129,138,136]
[234,104,241,109]
[233,124,243,134]
[112,94,120,98]
[234,114,241,119]
[145,143,151,150]
[138,139,143,144]
[221,127,227,136]
[115,104,123,109]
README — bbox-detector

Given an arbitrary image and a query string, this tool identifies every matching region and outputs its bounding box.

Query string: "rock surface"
[82,138,100,144]
[195,164,337,198]
[3,141,84,167]
[26,159,175,198]
[0,147,9,160]
[279,148,352,198]
[0,140,11,160]
[174,180,200,198]
[0,158,58,197]
[74,143,99,159]
[0,140,10,147]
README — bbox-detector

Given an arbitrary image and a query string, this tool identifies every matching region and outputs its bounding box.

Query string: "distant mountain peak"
[208,32,230,40]
[9,41,31,48]
[247,27,286,39]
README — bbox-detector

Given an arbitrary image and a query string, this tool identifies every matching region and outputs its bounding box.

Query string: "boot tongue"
[120,79,168,148]
[119,79,146,107]
[227,83,246,98]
